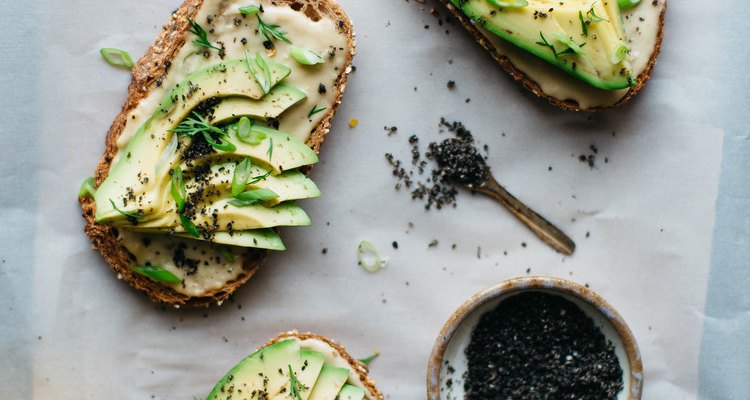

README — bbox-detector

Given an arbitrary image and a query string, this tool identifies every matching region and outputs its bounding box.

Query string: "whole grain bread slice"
[437,0,667,111]
[265,331,384,400]
[79,0,355,308]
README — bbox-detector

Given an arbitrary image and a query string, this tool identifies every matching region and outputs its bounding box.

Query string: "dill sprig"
[188,18,222,52]
[256,14,292,46]
[288,365,305,400]
[170,113,237,152]
[308,105,327,117]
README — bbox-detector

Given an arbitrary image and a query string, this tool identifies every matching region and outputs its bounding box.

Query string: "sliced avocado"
[95,57,292,221]
[175,229,285,250]
[451,0,633,89]
[308,365,351,400]
[122,201,311,231]
[206,340,325,400]
[211,82,307,124]
[190,160,321,205]
[223,124,319,174]
[337,384,366,400]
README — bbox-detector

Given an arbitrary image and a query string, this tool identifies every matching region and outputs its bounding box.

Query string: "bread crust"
[437,0,667,111]
[79,0,355,307]
[266,331,384,400]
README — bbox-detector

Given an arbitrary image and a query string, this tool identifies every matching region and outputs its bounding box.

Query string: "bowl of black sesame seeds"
[427,276,642,400]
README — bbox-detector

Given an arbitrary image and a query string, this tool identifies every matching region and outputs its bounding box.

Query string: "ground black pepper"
[464,292,623,400]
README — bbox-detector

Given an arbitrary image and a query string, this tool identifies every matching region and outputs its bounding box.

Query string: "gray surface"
[0,0,747,399]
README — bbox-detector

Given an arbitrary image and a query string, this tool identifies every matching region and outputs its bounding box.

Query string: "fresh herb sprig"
[109,199,144,220]
[357,352,380,366]
[308,105,327,117]
[188,18,222,52]
[288,365,305,400]
[536,32,585,59]
[257,15,291,46]
[579,3,609,36]
[170,113,237,152]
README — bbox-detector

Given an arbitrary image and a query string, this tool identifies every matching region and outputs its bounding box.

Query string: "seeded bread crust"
[266,331,384,400]
[438,0,667,111]
[79,0,355,308]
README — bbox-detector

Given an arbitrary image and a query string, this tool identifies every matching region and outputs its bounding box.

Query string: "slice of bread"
[79,0,355,307]
[264,331,384,400]
[437,0,667,111]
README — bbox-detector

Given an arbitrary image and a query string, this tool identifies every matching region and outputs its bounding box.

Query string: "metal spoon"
[433,138,576,256]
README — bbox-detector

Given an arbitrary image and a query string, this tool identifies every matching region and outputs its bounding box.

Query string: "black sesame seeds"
[464,292,624,400]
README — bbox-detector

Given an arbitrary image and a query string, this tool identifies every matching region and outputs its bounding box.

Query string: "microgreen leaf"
[586,3,609,22]
[357,352,380,365]
[109,199,144,219]
[100,48,135,69]
[78,177,96,199]
[188,18,222,52]
[236,116,268,145]
[289,46,324,65]
[257,14,292,46]
[308,105,327,117]
[487,0,529,7]
[228,189,279,206]
[239,4,262,15]
[130,265,181,284]
[232,158,253,196]
[171,167,186,213]
[288,365,305,400]
[180,214,200,238]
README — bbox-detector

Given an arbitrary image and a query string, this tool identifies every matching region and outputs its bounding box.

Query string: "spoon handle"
[477,176,576,256]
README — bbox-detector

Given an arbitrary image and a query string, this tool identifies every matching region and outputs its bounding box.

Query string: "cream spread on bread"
[113,1,349,297]
[479,0,665,109]
[298,338,376,400]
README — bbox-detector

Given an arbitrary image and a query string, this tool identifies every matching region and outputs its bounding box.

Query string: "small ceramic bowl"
[427,276,643,400]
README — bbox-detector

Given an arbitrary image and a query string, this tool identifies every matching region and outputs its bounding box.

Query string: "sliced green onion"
[236,117,267,145]
[78,177,96,199]
[245,50,272,94]
[289,46,325,65]
[228,189,279,206]
[553,33,586,55]
[130,265,181,284]
[357,240,385,272]
[308,105,327,118]
[618,0,641,9]
[611,43,629,64]
[487,0,528,7]
[156,133,179,175]
[203,131,237,152]
[109,199,144,219]
[171,167,186,213]
[239,4,262,14]
[232,158,253,196]
[180,214,200,238]
[100,48,135,69]
[357,352,380,365]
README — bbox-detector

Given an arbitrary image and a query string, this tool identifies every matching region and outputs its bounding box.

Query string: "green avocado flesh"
[308,365,351,400]
[337,385,366,400]
[207,339,366,400]
[451,0,634,90]
[94,57,321,251]
[211,82,307,124]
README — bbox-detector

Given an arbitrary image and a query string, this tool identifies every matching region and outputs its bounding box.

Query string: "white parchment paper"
[4,0,726,398]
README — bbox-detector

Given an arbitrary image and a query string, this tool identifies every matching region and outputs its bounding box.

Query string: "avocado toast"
[79,0,355,307]
[439,0,667,110]
[205,332,383,400]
